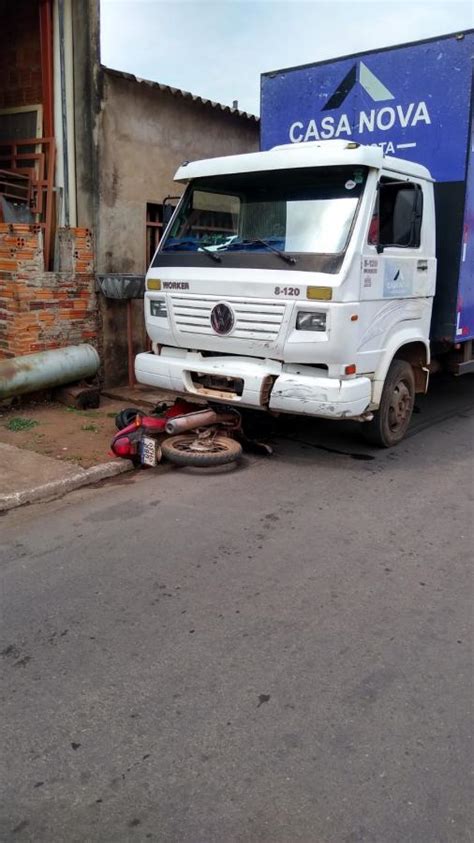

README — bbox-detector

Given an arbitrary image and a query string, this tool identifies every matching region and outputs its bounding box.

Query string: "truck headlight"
[150,299,167,318]
[296,311,326,332]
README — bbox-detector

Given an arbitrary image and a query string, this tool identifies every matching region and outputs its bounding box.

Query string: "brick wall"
[0,0,42,110]
[0,224,99,360]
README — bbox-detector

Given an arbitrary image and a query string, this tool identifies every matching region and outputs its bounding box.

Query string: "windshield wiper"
[161,239,221,263]
[198,244,222,263]
[254,238,297,265]
[224,238,297,265]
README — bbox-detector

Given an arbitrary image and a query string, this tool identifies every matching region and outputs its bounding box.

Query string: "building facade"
[88,67,258,384]
[0,0,259,384]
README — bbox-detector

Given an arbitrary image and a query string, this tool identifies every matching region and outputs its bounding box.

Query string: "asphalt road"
[1,375,473,842]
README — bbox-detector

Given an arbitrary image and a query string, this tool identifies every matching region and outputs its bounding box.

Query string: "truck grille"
[170,294,285,341]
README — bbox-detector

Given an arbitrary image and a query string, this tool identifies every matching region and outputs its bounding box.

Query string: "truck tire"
[363,359,415,447]
[161,434,242,467]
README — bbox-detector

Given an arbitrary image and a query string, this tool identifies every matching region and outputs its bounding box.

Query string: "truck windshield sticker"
[345,180,356,190]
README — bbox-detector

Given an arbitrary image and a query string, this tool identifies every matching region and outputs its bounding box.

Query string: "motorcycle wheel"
[161,434,242,467]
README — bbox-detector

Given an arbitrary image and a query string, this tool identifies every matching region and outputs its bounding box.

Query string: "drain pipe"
[58,0,69,226]
[0,345,100,399]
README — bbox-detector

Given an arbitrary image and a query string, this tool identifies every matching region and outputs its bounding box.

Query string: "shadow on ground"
[240,372,474,460]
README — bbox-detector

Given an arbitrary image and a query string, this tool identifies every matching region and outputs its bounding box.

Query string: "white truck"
[135,31,473,447]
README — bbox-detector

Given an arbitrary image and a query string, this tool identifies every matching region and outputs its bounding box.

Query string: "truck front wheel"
[363,359,415,447]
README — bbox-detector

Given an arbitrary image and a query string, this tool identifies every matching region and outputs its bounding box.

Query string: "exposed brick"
[0,224,99,359]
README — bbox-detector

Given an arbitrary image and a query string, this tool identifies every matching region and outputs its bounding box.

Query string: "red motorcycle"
[111,400,243,468]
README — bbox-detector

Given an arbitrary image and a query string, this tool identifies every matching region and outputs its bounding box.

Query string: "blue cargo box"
[261,31,474,343]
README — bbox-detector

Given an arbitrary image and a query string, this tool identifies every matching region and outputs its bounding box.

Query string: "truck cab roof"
[174,139,434,183]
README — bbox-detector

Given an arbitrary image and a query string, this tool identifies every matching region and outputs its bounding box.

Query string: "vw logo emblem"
[210,303,234,335]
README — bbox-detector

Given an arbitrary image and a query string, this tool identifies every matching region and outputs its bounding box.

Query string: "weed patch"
[5,417,39,432]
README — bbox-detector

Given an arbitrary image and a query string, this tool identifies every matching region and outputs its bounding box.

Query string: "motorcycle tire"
[161,434,242,467]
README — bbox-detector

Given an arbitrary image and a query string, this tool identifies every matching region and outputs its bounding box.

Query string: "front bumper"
[135,348,372,419]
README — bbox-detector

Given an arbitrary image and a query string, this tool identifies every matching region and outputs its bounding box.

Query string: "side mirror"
[162,195,181,225]
[163,204,175,225]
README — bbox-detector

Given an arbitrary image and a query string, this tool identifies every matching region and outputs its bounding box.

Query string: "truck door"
[361,175,436,303]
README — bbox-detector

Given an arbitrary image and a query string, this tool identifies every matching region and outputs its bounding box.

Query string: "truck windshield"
[160,166,367,257]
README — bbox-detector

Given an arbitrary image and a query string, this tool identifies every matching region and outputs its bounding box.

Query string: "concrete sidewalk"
[0,442,133,512]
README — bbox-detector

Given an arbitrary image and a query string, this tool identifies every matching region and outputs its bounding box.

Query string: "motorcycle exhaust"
[165,409,219,435]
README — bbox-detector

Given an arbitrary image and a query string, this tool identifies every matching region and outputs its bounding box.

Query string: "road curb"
[0,460,135,513]
[101,389,156,408]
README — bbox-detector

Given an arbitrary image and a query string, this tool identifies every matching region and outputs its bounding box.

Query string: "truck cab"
[135,140,436,445]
